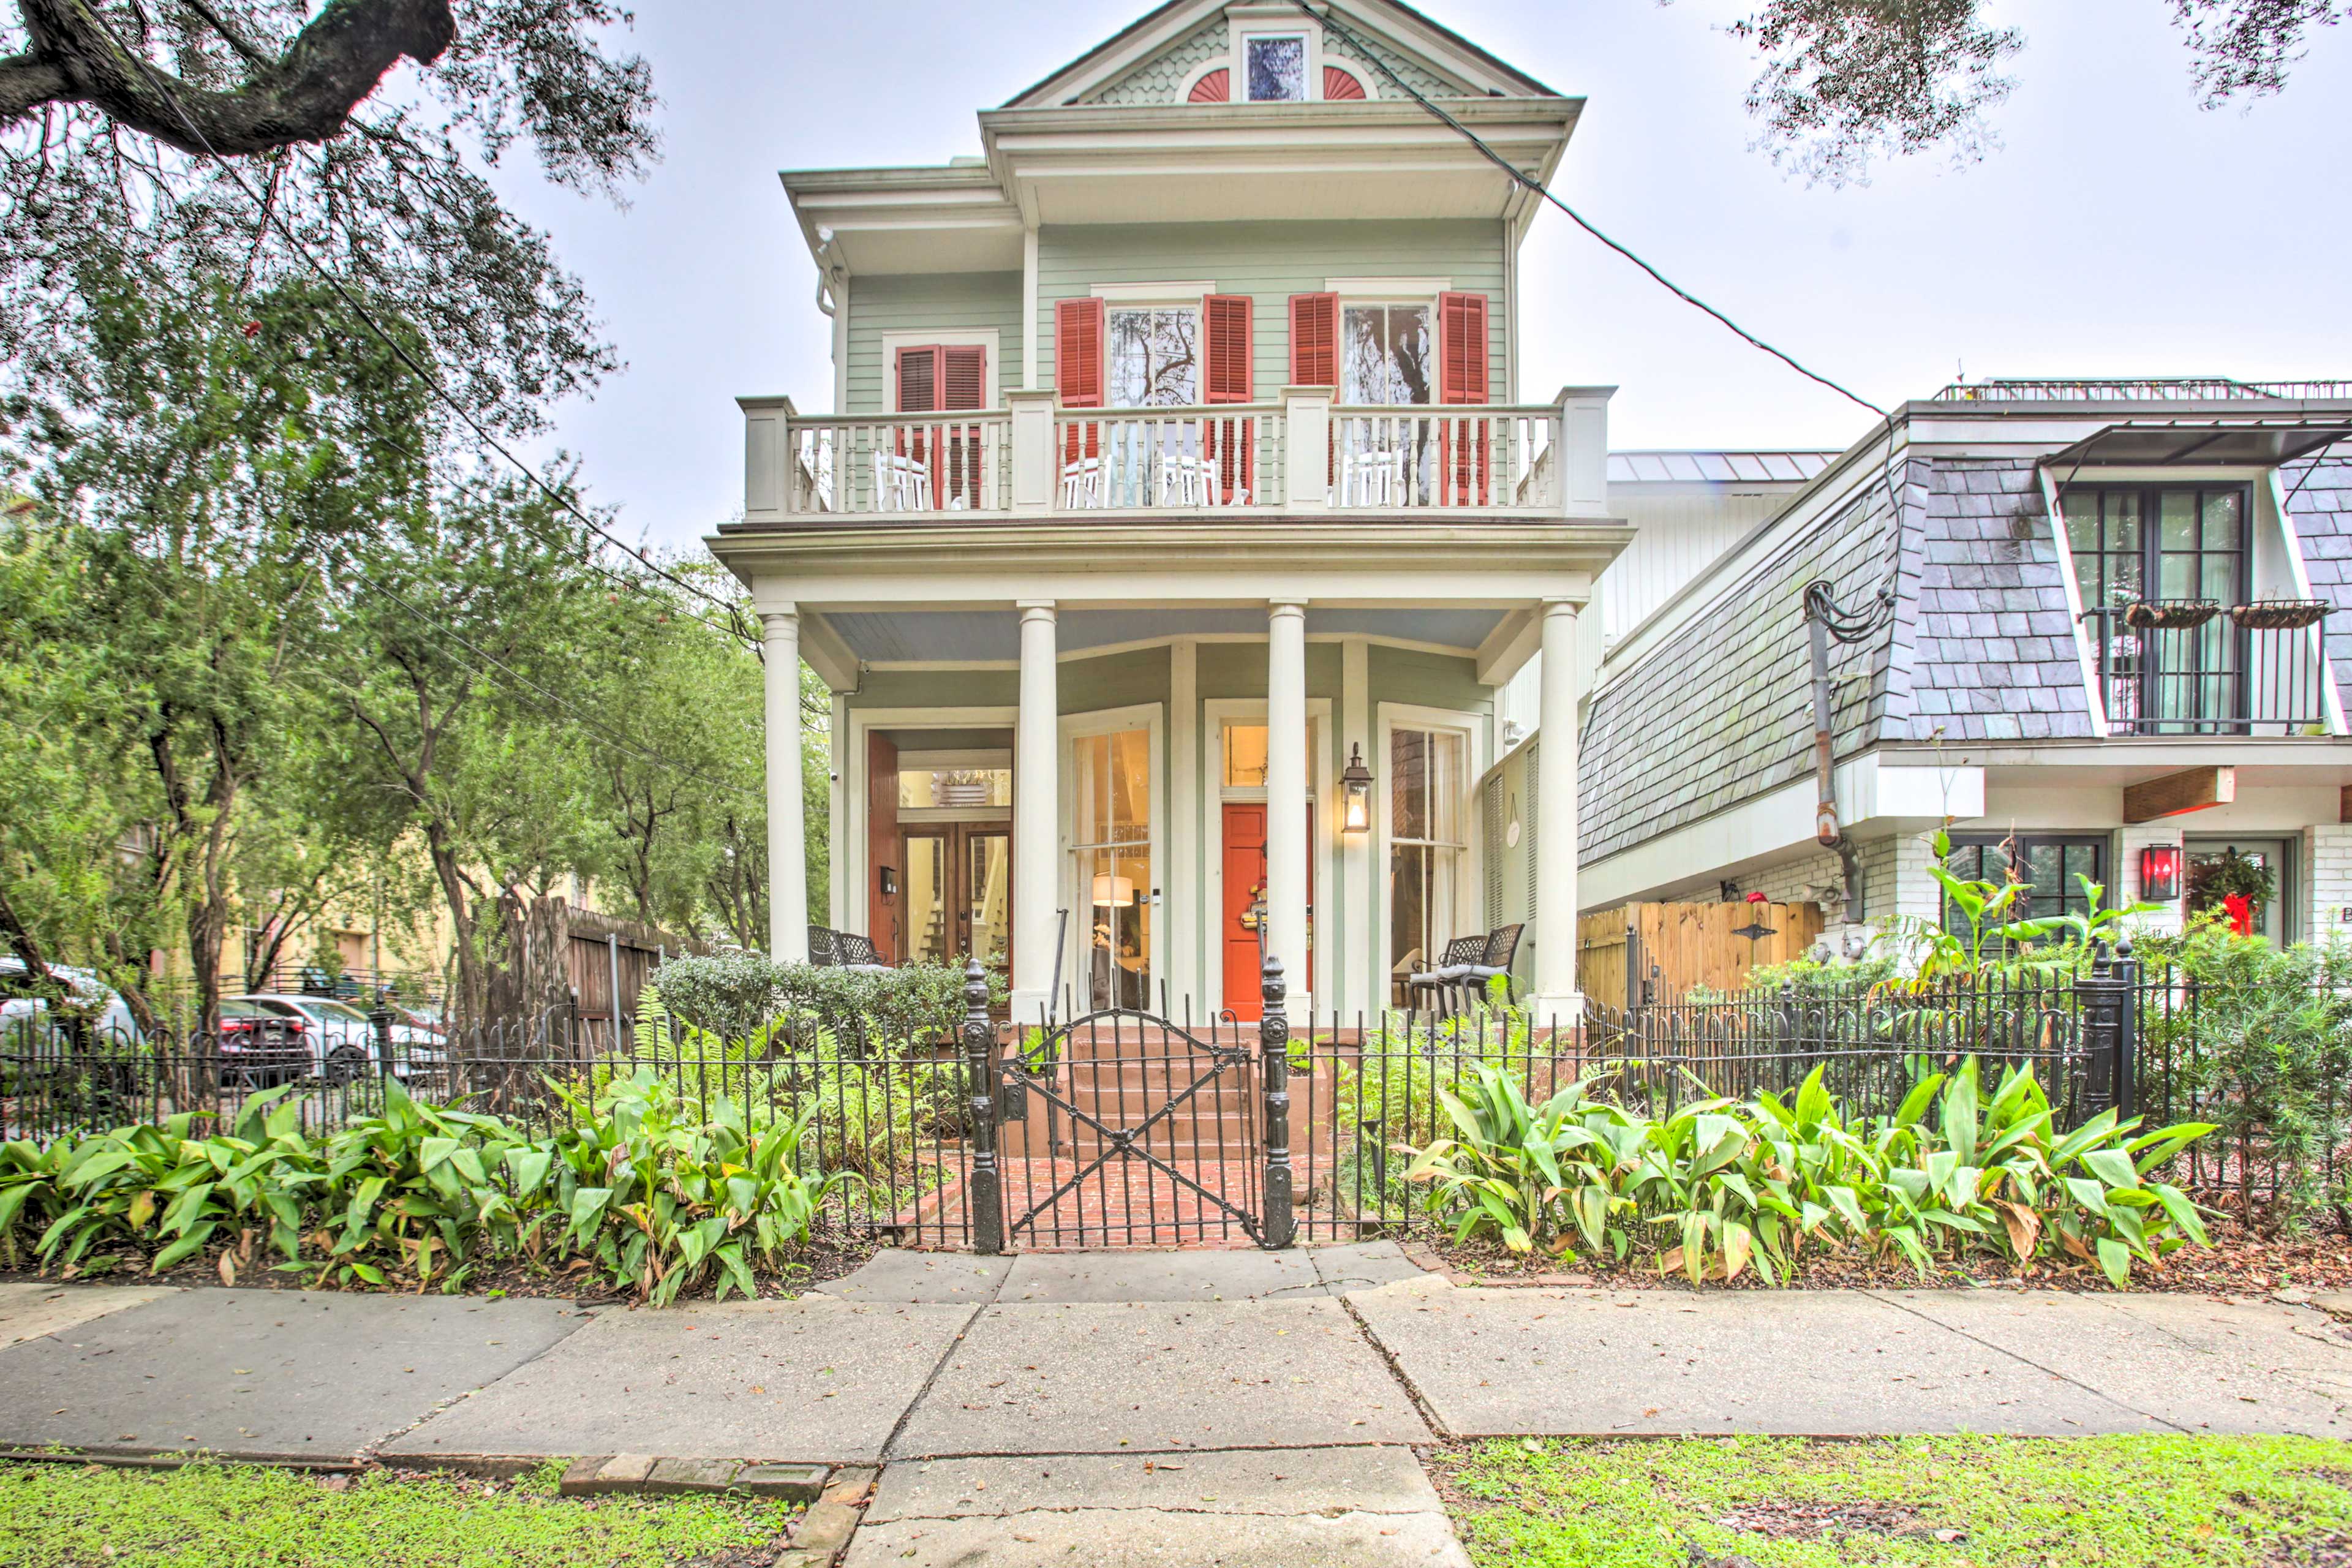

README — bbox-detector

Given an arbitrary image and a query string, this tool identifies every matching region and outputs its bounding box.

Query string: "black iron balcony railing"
[2078,600,2334,737]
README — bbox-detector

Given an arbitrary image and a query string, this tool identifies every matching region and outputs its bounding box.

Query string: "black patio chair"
[807,925,842,967]
[1406,935,1488,1017]
[833,931,894,976]
[1464,922,1525,1007]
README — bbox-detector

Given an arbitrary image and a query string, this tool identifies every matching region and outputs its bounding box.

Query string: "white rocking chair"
[1155,451,1219,508]
[1060,455,1104,510]
[872,450,933,513]
[1338,446,1408,508]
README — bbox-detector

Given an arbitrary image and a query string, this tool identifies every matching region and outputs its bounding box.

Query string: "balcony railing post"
[739,394,795,526]
[1554,385,1613,519]
[1008,389,1057,515]
[1281,386,1330,513]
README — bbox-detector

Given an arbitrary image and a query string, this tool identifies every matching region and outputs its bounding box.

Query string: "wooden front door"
[1221,802,1312,1020]
[900,824,1012,976]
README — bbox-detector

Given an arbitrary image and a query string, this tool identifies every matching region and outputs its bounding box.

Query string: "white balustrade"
[777,412,1014,517]
[1049,406,1286,512]
[743,395,1597,519]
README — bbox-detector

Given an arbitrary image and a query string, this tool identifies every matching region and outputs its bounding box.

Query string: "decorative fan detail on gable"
[1188,68,1230,102]
[1323,65,1366,100]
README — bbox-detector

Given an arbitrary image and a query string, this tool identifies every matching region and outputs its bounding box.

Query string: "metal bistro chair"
[1405,935,1488,1017]
[1463,922,1525,1008]
[872,449,934,513]
[807,925,893,976]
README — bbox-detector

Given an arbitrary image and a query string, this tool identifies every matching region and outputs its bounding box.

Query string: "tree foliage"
[1697,0,2342,184]
[1,0,659,433]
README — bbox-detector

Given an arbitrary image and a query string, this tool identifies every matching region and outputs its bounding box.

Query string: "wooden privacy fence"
[1579,900,1827,1006]
[485,894,704,1049]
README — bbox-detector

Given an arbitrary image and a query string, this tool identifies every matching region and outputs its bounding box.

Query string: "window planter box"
[2121,600,2220,631]
[2230,599,2328,631]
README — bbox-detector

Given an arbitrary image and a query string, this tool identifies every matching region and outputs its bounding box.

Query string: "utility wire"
[1295,0,1887,421]
[1299,1,1907,638]
[83,6,763,650]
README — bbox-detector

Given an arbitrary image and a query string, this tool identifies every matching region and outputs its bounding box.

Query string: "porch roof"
[822,605,1511,664]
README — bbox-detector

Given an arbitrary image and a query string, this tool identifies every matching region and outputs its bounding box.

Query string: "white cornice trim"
[1325,276,1450,296]
[1091,281,1217,303]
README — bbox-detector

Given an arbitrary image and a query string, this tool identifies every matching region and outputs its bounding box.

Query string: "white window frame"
[879,329,1001,413]
[843,705,1019,936]
[1060,703,1167,1012]
[1234,25,1319,102]
[1202,698,1333,1014]
[896,748,1014,826]
[1375,702,1486,1002]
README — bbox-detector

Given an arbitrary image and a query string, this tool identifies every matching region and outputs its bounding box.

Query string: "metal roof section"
[1936,379,2352,403]
[1607,451,1839,485]
[2042,418,2352,469]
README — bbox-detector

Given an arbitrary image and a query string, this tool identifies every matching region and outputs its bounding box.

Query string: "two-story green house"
[710,0,1626,1025]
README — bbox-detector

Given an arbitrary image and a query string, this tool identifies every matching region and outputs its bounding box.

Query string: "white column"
[1531,599,1581,1019]
[1267,600,1311,1020]
[1012,601,1060,1020]
[763,607,809,963]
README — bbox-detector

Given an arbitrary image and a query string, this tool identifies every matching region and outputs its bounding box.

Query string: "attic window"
[1246,36,1308,100]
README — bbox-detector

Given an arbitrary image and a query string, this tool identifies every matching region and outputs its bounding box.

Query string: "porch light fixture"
[1340,742,1374,834]
[2139,843,2184,903]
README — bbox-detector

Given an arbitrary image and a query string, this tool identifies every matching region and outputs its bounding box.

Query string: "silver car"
[229,993,446,1084]
[0,956,144,1049]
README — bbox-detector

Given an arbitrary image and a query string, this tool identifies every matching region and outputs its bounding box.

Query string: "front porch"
[715,519,1626,1024]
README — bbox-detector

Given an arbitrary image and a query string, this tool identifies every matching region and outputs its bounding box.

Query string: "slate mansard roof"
[1577,396,2352,864]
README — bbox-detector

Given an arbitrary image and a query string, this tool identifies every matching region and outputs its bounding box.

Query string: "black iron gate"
[957,955,1296,1251]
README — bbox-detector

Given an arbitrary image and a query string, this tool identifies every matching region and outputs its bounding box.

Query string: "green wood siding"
[1037,221,1510,404]
[842,272,1024,415]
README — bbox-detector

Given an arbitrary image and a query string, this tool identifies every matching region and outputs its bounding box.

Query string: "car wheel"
[323,1042,371,1087]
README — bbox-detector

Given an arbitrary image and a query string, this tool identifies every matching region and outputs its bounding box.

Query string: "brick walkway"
[900,1155,1266,1248]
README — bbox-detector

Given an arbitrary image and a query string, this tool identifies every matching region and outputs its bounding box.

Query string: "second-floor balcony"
[2079,600,2335,737]
[739,386,1613,526]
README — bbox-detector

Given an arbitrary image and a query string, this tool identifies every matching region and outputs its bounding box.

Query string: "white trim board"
[1325,276,1450,296]
[1091,281,1217,303]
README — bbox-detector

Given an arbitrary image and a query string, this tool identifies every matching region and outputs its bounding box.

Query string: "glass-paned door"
[2060,484,2249,732]
[1074,728,1154,1012]
[2186,837,2290,944]
[900,826,1012,974]
[1940,834,2105,929]
[1389,726,1466,1005]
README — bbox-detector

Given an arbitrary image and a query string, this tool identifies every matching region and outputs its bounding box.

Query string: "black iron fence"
[6,946,2343,1247]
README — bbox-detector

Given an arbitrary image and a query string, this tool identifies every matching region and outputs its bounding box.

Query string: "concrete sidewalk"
[4,1248,2350,1564]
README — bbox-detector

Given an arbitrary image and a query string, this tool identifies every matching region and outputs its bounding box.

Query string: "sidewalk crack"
[880,1261,1009,1463]
[1864,1290,2190,1434]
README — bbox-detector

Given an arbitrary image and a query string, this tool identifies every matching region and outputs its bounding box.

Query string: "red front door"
[1221,802,1312,1020]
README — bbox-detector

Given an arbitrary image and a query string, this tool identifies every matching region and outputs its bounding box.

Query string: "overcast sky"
[492,1,2352,554]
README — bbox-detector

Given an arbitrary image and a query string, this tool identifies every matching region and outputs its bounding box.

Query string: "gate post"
[2075,938,2122,1121]
[1260,956,1296,1250]
[962,959,1005,1254]
[2111,937,2139,1122]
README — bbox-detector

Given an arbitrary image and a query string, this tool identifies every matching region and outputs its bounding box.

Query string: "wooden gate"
[1578,900,1826,1005]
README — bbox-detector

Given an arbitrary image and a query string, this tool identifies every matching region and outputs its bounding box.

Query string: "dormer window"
[1245,35,1308,101]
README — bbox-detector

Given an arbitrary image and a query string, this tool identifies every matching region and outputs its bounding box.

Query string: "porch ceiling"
[823,606,1509,663]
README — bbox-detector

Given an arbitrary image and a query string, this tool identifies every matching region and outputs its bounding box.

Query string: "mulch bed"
[1408,1216,2352,1297]
[0,1231,881,1304]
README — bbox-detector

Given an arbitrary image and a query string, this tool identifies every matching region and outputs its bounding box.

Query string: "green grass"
[1434,1434,2352,1567]
[0,1457,796,1567]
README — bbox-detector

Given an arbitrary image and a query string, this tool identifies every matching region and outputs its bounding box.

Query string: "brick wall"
[2303,823,2352,946]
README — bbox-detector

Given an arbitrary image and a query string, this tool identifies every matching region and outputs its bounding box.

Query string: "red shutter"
[941,345,986,411]
[1439,292,1490,405]
[1204,294,1255,505]
[1288,293,1338,388]
[1204,295,1253,404]
[1055,297,1105,469]
[1438,292,1491,506]
[1055,298,1104,407]
[1322,66,1366,100]
[1189,68,1230,102]
[895,346,939,413]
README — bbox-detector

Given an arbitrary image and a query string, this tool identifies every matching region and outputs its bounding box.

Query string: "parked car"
[215,999,314,1090]
[0,956,144,1048]
[227,993,445,1085]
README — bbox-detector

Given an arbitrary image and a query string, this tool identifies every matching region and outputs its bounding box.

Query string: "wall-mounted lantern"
[2139,843,2184,902]
[1341,742,1374,834]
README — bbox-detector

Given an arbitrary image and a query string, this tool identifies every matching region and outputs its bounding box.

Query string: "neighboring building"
[710,0,1627,1022]
[1572,380,2352,988]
